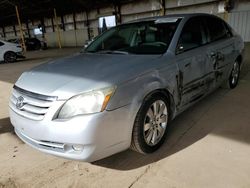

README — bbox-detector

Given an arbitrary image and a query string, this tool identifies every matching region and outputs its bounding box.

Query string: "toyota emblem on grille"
[16,96,25,109]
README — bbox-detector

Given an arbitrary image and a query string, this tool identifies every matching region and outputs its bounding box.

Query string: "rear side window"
[223,23,233,37]
[0,41,4,46]
[205,17,229,42]
[177,17,205,53]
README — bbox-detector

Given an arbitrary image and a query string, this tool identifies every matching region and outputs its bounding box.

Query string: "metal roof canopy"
[0,0,133,26]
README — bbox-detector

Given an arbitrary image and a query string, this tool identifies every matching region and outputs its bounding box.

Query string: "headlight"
[57,86,116,119]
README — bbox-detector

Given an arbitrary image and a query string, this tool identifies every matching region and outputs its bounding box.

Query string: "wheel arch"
[4,50,16,55]
[130,86,176,153]
[236,54,243,67]
[141,88,176,121]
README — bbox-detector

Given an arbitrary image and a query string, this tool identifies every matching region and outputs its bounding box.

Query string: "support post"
[86,11,91,40]
[224,0,229,21]
[54,8,62,49]
[73,12,77,30]
[61,15,65,31]
[114,3,122,24]
[40,18,46,33]
[160,0,166,16]
[73,12,77,47]
[2,26,6,38]
[15,5,26,52]
[13,25,17,36]
[26,21,30,38]
[51,17,55,32]
[40,17,46,50]
[223,10,229,21]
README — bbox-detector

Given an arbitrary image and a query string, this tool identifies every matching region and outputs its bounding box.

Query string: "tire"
[131,93,170,154]
[34,43,41,50]
[4,51,17,63]
[226,60,240,89]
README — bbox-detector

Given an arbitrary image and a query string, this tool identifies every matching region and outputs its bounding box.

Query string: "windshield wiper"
[96,50,129,55]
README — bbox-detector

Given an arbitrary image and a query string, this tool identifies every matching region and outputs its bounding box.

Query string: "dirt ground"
[0,45,250,188]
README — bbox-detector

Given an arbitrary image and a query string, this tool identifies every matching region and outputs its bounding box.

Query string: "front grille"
[9,86,57,121]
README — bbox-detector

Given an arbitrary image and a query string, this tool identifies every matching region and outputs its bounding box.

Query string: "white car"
[0,39,24,63]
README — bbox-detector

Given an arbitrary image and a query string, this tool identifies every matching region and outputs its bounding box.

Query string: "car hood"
[15,53,162,99]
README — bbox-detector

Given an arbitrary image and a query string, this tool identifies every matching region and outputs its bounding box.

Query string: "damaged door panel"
[204,16,236,87]
[175,17,209,107]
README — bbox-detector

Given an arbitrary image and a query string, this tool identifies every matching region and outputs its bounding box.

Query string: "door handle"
[209,51,224,60]
[210,51,217,58]
[185,62,191,67]
[217,52,224,61]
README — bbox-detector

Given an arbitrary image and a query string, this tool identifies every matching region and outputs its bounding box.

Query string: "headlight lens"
[57,86,115,119]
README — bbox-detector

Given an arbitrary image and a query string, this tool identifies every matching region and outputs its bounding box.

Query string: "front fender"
[106,65,179,145]
[107,69,177,113]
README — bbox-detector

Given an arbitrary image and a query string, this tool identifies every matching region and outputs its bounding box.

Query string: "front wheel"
[131,93,169,154]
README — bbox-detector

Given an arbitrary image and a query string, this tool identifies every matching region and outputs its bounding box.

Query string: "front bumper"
[16,52,25,59]
[10,103,137,162]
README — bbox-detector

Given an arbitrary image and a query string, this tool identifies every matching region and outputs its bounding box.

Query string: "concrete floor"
[0,45,250,188]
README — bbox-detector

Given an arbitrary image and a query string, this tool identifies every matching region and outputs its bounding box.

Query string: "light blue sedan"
[9,13,244,162]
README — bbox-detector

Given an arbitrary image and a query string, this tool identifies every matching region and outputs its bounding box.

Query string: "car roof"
[126,13,215,23]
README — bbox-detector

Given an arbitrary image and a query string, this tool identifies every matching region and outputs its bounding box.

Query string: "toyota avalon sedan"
[9,13,244,162]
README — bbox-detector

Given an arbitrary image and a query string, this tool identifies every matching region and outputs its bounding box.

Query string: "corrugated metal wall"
[228,11,250,42]
[3,0,249,47]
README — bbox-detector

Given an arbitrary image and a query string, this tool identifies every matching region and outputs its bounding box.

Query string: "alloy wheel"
[231,61,240,85]
[143,100,168,146]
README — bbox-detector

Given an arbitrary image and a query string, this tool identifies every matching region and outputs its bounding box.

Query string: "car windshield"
[85,18,181,55]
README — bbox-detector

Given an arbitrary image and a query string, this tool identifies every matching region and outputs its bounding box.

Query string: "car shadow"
[0,117,14,134]
[93,88,228,170]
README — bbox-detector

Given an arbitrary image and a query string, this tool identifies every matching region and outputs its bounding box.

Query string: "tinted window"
[205,17,229,42]
[0,41,4,46]
[177,18,205,53]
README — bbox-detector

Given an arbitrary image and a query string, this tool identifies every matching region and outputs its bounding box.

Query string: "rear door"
[175,17,209,106]
[204,16,236,87]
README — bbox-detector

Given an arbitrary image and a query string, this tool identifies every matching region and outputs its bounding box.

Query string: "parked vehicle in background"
[9,13,244,162]
[25,38,41,50]
[0,39,25,63]
[8,37,41,51]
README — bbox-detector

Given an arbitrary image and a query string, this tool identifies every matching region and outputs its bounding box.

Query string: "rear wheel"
[131,93,169,154]
[228,60,240,89]
[34,43,41,50]
[4,51,17,63]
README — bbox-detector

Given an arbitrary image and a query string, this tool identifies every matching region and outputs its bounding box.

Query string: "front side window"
[85,19,181,55]
[0,41,4,46]
[177,17,205,53]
